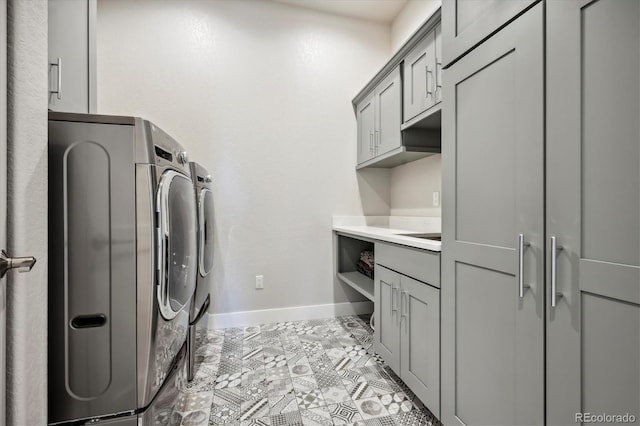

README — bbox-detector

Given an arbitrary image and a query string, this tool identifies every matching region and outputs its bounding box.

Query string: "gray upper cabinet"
[352,10,442,169]
[356,94,375,165]
[403,31,436,123]
[434,24,442,104]
[375,68,402,158]
[356,67,402,166]
[48,0,97,113]
[442,0,537,67]
[441,4,544,426]
[546,1,640,424]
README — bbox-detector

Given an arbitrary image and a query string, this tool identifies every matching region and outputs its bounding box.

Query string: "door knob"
[177,151,189,164]
[0,250,36,278]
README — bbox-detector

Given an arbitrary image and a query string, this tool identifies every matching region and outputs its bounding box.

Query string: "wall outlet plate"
[255,275,264,289]
[433,191,440,207]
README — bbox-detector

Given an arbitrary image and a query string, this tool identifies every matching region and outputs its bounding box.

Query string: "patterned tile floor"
[174,315,441,426]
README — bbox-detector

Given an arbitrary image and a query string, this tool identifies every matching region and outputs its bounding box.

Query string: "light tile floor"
[173,315,441,426]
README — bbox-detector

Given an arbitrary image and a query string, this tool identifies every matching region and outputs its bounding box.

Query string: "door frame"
[1,0,8,421]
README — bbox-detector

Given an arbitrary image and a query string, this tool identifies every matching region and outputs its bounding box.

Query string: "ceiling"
[273,0,408,23]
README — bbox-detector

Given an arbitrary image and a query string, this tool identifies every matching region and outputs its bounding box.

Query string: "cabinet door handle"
[375,130,380,147]
[425,65,433,98]
[550,236,564,308]
[518,234,531,298]
[401,291,409,330]
[391,284,398,313]
[369,131,373,154]
[401,291,408,320]
[436,61,442,92]
[49,57,62,100]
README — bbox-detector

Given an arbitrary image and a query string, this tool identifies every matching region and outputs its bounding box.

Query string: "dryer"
[187,162,214,381]
[48,112,197,425]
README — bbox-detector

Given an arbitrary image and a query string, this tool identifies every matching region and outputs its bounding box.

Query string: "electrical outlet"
[433,191,440,207]
[255,275,264,289]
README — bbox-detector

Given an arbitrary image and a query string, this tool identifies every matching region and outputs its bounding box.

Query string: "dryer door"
[198,187,214,277]
[157,170,197,320]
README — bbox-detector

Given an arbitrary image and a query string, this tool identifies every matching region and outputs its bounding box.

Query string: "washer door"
[198,187,214,277]
[157,170,197,320]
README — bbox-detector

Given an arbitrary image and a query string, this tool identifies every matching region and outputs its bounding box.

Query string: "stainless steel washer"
[48,112,197,425]
[187,162,214,381]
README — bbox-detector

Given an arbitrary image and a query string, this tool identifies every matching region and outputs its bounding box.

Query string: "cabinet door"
[374,67,401,157]
[400,275,440,418]
[546,1,640,425]
[441,4,544,426]
[356,93,375,165]
[403,30,436,123]
[48,0,96,113]
[442,0,537,67]
[434,24,442,104]
[373,265,400,374]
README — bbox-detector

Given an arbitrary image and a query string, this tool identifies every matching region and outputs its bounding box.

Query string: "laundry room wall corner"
[6,0,48,424]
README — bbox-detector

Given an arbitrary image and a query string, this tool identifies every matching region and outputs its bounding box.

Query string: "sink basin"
[397,233,441,241]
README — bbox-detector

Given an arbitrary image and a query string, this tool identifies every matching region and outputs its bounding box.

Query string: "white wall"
[6,0,48,423]
[97,0,391,314]
[390,154,441,217]
[391,0,441,52]
[389,0,442,217]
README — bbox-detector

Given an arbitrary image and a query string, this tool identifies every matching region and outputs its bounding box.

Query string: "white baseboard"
[205,301,373,329]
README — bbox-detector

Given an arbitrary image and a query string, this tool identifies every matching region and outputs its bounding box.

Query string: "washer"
[48,112,197,425]
[187,162,214,381]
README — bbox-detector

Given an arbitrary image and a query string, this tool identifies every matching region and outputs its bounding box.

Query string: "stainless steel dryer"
[187,162,214,381]
[48,112,197,425]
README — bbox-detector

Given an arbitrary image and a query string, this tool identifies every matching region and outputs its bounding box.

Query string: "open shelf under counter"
[335,232,375,302]
[337,271,374,302]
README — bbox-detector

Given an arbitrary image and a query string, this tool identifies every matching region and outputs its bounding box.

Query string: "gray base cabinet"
[374,265,401,373]
[48,0,96,113]
[546,1,640,424]
[399,274,439,419]
[374,244,440,418]
[441,4,544,425]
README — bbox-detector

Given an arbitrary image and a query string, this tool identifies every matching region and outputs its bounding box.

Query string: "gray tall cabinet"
[546,1,640,424]
[441,1,640,425]
[441,4,544,425]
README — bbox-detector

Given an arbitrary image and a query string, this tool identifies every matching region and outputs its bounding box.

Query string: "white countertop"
[333,216,442,252]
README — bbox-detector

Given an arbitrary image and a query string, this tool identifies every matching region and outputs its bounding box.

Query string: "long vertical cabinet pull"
[369,131,373,155]
[436,61,442,92]
[404,291,410,327]
[49,57,62,100]
[391,283,398,314]
[425,65,433,98]
[550,236,564,307]
[518,234,530,298]
[375,130,380,156]
[401,291,409,330]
